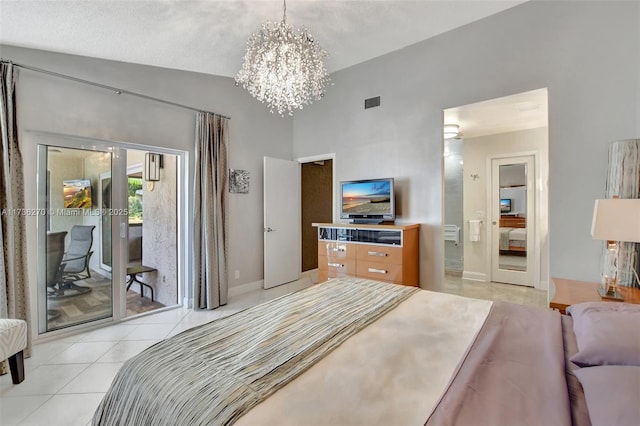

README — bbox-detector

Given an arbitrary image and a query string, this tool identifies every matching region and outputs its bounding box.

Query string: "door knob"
[265,227,275,232]
[492,221,497,225]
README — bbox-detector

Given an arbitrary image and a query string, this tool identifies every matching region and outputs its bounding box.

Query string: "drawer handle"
[368,268,387,274]
[367,251,387,257]
[328,262,344,268]
[330,248,345,252]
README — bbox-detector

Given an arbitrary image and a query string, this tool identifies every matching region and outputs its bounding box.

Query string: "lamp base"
[598,288,625,301]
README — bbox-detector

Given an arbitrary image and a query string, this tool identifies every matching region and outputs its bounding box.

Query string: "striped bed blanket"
[92,278,418,426]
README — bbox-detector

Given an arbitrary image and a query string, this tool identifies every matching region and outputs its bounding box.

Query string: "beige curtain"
[604,139,640,287]
[0,62,31,375]
[193,112,229,309]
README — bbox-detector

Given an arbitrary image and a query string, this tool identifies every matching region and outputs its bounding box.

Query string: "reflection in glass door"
[491,155,535,286]
[39,146,113,331]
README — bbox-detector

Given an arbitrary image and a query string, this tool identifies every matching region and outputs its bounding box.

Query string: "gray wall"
[293,0,640,289]
[1,44,293,308]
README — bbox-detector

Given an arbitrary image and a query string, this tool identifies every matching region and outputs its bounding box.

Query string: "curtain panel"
[604,139,640,287]
[193,112,229,309]
[0,62,31,375]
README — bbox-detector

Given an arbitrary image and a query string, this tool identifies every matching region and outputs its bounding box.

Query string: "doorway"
[442,88,549,290]
[301,159,333,272]
[263,154,334,289]
[124,149,178,316]
[36,136,184,334]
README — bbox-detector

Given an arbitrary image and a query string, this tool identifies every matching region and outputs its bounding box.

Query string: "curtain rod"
[1,59,231,120]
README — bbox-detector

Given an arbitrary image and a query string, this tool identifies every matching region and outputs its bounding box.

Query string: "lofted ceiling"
[0,0,527,78]
[1,1,537,136]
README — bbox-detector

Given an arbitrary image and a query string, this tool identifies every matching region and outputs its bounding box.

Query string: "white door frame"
[485,151,541,288]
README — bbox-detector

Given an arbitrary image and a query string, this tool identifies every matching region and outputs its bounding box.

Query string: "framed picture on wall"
[229,169,250,193]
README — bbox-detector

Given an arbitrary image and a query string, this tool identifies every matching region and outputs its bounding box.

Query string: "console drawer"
[318,256,356,274]
[356,244,403,264]
[318,242,355,260]
[356,260,403,283]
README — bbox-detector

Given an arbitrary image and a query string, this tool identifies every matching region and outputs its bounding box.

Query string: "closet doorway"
[298,154,334,281]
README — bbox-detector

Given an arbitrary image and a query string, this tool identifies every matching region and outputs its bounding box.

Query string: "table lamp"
[591,198,640,300]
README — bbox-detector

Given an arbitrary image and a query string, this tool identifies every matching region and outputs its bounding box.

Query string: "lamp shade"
[591,199,640,242]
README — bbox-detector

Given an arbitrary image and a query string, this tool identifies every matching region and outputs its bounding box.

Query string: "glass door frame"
[34,132,188,336]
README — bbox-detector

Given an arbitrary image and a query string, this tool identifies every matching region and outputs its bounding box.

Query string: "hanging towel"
[469,220,481,242]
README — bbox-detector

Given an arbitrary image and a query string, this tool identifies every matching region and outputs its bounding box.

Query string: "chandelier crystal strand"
[236,0,330,116]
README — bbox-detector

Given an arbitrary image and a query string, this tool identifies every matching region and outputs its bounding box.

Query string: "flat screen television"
[340,178,395,224]
[500,198,512,213]
[63,179,92,208]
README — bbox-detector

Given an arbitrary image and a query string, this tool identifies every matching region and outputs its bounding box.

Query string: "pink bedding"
[426,301,573,426]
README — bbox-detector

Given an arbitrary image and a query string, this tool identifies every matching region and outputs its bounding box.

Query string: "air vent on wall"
[364,96,381,109]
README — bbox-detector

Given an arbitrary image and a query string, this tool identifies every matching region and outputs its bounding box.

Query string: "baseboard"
[228,280,264,298]
[463,271,487,282]
[300,269,319,284]
[537,280,549,292]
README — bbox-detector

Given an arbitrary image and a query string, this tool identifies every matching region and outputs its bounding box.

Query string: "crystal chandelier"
[236,0,330,116]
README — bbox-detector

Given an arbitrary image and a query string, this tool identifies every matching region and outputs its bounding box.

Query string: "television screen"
[63,179,92,208]
[340,178,395,222]
[500,198,512,213]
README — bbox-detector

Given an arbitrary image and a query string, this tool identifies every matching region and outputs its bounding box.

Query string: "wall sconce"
[145,153,163,191]
[145,153,162,182]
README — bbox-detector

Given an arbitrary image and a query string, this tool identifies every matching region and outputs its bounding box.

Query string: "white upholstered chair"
[0,319,27,384]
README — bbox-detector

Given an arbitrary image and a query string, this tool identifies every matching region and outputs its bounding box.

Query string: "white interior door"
[264,157,301,289]
[490,155,535,286]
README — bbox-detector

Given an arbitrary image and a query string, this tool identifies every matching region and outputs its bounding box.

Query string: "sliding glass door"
[38,145,117,332]
[36,136,184,335]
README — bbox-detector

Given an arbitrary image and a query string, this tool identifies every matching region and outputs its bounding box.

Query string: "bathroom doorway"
[443,88,549,290]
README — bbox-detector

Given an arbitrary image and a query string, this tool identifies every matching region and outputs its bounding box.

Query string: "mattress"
[509,227,526,241]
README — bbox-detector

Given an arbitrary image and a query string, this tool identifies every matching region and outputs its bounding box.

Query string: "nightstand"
[549,277,640,314]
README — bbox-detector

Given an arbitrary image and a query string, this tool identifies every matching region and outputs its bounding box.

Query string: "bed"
[500,215,527,253]
[93,277,640,426]
[500,227,526,252]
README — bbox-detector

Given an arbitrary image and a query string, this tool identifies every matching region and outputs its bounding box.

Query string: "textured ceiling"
[0,0,527,78]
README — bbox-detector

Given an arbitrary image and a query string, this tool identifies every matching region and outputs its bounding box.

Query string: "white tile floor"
[0,276,315,426]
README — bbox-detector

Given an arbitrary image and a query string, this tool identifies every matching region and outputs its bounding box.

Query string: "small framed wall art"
[229,169,250,193]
